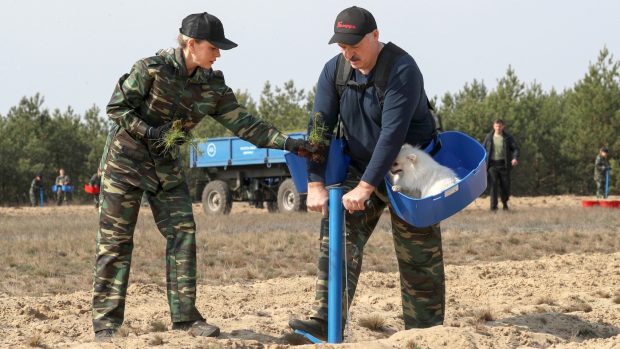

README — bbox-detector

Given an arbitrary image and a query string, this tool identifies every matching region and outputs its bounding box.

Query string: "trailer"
[189,132,307,215]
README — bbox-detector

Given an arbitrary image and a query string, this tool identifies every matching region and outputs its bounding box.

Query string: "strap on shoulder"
[335,54,353,100]
[373,42,406,107]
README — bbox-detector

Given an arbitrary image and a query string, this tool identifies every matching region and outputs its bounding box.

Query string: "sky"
[1,0,619,116]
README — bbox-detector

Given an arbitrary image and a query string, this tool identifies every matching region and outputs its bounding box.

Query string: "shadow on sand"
[489,312,620,342]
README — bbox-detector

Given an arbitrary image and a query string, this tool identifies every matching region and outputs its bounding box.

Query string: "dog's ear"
[406,154,417,163]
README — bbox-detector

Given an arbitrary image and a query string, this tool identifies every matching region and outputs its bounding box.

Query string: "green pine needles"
[153,119,204,157]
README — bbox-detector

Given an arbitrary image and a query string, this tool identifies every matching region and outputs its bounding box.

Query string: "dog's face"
[390,144,418,176]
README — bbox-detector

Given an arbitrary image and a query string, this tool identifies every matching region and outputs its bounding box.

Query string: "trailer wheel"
[202,180,232,215]
[266,201,279,213]
[277,179,305,213]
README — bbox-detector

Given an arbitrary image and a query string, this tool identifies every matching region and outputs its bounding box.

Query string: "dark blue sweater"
[308,44,434,187]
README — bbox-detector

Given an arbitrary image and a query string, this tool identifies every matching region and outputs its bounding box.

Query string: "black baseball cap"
[180,12,238,50]
[328,6,377,45]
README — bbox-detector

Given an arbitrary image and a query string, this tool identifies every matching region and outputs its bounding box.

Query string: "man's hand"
[284,137,318,159]
[511,159,518,167]
[146,122,173,140]
[307,182,329,216]
[342,181,375,213]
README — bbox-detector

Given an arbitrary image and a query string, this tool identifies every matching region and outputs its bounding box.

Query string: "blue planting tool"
[605,168,610,199]
[327,186,344,343]
[294,186,345,344]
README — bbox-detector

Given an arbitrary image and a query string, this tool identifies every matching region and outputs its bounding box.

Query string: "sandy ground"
[1,196,619,348]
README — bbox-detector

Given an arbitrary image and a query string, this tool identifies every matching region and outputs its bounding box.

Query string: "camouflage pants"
[595,177,605,198]
[29,190,41,207]
[92,173,203,332]
[56,189,71,205]
[312,168,445,329]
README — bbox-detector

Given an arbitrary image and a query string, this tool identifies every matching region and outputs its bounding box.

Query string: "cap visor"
[210,38,238,50]
[328,33,364,45]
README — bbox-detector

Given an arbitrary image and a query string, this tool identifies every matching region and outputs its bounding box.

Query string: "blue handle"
[328,187,344,343]
[605,169,609,199]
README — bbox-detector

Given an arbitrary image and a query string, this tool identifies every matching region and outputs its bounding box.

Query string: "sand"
[1,196,619,348]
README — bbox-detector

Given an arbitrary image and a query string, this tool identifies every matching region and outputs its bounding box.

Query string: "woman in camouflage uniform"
[92,12,314,342]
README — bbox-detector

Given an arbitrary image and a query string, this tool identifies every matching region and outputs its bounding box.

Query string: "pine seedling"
[308,112,329,146]
[307,112,330,163]
[153,119,205,157]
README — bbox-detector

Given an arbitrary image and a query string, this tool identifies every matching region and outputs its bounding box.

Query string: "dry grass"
[406,339,423,349]
[593,290,611,298]
[148,334,164,345]
[562,296,593,313]
[473,306,494,324]
[26,334,44,348]
[149,320,168,332]
[614,292,620,304]
[0,204,619,296]
[535,295,557,305]
[358,313,386,331]
[283,332,308,345]
[116,325,132,338]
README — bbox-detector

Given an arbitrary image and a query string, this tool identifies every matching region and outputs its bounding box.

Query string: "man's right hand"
[307,182,328,216]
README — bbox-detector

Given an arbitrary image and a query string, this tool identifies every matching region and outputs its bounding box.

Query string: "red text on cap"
[337,21,357,29]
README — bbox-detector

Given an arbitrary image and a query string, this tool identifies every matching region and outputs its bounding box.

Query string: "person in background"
[482,119,519,211]
[89,169,102,208]
[55,168,71,205]
[594,146,611,198]
[29,174,43,207]
[91,12,316,343]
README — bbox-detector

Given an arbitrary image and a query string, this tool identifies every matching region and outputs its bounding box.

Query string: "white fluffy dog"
[389,144,459,198]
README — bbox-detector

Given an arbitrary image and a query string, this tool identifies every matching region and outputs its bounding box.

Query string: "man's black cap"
[328,6,377,45]
[180,12,238,50]
[601,146,609,153]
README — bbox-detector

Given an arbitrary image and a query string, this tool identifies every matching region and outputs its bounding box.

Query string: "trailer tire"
[277,179,305,213]
[202,180,232,215]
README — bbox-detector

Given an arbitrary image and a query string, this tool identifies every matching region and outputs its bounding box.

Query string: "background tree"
[258,80,310,132]
[0,95,109,205]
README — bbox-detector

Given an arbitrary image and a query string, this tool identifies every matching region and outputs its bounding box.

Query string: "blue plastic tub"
[285,138,351,193]
[385,131,487,227]
[52,185,74,192]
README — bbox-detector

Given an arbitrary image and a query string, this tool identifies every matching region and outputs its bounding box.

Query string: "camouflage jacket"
[104,48,287,192]
[594,154,610,180]
[29,178,43,192]
[55,175,70,186]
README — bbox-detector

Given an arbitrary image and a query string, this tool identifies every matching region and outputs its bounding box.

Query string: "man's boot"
[172,320,220,337]
[94,329,116,343]
[288,317,328,341]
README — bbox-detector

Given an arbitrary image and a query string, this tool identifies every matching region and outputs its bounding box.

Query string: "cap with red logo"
[180,12,238,50]
[328,6,377,45]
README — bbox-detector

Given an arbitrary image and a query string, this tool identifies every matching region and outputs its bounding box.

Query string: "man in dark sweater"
[482,119,520,211]
[289,6,444,340]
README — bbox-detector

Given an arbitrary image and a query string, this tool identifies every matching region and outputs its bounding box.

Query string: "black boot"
[94,329,116,342]
[288,317,328,341]
[172,320,220,337]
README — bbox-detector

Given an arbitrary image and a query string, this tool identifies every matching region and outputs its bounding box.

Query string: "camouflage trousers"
[92,173,203,332]
[595,177,606,198]
[29,190,41,207]
[312,168,445,329]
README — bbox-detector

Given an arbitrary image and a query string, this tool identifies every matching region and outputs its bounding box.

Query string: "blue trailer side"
[189,132,307,214]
